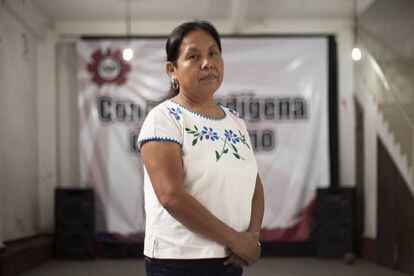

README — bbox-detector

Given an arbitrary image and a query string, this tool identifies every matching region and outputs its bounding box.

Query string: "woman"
[138,21,264,276]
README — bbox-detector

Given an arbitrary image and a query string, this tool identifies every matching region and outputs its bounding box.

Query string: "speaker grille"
[316,188,355,258]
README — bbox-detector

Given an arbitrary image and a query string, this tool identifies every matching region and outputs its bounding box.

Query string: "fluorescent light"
[123,48,133,61]
[352,47,362,61]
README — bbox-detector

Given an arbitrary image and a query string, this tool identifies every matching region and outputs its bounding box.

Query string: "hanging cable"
[352,0,362,61]
[123,0,133,61]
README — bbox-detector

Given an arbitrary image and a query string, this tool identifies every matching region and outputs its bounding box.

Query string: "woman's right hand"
[228,231,261,266]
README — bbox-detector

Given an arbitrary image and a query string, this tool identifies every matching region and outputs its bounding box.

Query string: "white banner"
[77,37,329,243]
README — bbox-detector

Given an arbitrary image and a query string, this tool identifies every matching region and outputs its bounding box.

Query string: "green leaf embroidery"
[194,125,198,131]
[233,153,240,159]
[238,129,250,149]
[215,150,220,161]
[231,143,238,153]
[223,149,229,154]
[192,138,198,146]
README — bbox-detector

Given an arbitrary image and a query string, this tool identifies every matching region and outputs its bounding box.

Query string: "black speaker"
[55,188,95,259]
[316,188,355,258]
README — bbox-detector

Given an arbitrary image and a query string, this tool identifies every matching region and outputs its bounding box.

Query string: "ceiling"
[359,0,414,60]
[32,0,375,24]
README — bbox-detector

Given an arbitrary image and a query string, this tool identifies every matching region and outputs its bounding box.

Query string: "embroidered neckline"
[168,99,227,121]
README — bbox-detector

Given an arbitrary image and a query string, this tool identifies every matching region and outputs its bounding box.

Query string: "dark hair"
[164,20,222,99]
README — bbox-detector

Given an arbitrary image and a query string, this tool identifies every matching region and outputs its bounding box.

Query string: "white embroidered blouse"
[138,99,258,259]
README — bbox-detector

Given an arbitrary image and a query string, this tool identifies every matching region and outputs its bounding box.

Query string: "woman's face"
[167,28,224,98]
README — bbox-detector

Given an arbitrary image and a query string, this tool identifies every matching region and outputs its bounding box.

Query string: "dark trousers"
[145,257,243,276]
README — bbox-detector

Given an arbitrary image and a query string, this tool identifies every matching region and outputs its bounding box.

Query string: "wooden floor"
[22,257,409,276]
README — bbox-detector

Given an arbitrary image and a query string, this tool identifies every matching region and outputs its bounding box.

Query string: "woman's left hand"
[223,252,247,267]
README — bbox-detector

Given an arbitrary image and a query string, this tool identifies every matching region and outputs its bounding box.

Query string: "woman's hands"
[224,174,265,268]
[224,231,261,267]
[224,175,264,267]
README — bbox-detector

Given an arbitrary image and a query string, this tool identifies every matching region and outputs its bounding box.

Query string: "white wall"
[0,0,48,242]
[37,29,58,232]
[355,80,378,239]
[56,42,79,189]
[1,9,39,241]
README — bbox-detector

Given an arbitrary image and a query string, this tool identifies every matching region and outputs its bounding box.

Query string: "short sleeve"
[137,103,183,150]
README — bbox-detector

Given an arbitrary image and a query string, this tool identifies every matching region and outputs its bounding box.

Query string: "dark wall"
[377,138,414,274]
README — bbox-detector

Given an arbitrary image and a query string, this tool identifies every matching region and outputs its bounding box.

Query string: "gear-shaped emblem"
[87,49,131,86]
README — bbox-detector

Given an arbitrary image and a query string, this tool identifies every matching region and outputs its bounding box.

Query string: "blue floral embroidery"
[201,127,219,141]
[168,107,182,120]
[224,129,240,144]
[185,125,250,161]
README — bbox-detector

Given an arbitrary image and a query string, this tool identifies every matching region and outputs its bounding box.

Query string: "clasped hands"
[223,231,261,267]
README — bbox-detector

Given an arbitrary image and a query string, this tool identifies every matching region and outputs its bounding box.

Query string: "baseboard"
[362,237,377,263]
[0,234,54,276]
